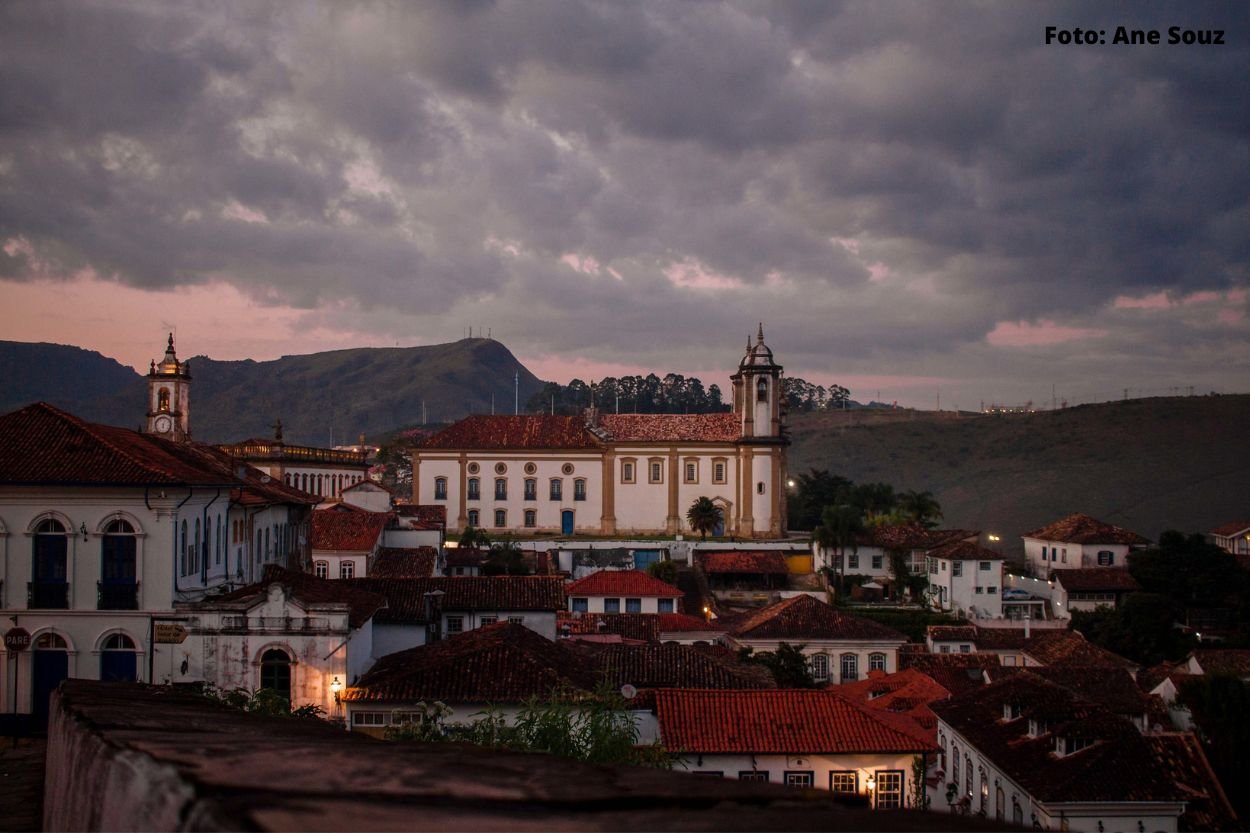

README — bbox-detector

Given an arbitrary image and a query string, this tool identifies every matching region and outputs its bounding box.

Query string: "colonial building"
[412,327,789,538]
[217,423,370,502]
[1022,514,1149,577]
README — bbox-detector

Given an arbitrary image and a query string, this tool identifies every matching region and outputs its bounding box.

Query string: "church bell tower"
[146,333,191,441]
[731,323,784,439]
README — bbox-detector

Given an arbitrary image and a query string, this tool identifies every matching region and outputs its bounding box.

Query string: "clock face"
[154,415,172,434]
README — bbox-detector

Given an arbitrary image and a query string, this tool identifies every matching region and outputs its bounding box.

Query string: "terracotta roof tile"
[989,665,1149,716]
[927,626,978,643]
[1051,567,1140,592]
[576,643,777,690]
[899,653,1000,695]
[346,576,566,623]
[395,504,447,527]
[932,674,1187,804]
[861,524,979,550]
[1023,513,1149,545]
[344,622,592,703]
[699,551,790,575]
[557,612,662,642]
[1144,734,1239,831]
[833,669,952,742]
[370,547,438,578]
[653,689,935,754]
[1207,520,1250,538]
[729,595,906,642]
[565,570,683,598]
[1189,649,1250,677]
[1021,630,1133,668]
[926,541,1004,562]
[659,612,724,633]
[420,415,600,450]
[598,413,740,443]
[310,508,390,551]
[444,548,488,569]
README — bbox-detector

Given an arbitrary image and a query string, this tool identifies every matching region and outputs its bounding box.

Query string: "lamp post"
[330,675,343,720]
[866,773,876,809]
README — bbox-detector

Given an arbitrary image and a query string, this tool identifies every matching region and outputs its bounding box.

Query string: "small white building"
[646,689,933,807]
[1022,514,1149,578]
[1049,567,1139,616]
[722,594,907,685]
[816,525,979,597]
[925,541,1005,620]
[309,506,391,580]
[565,569,684,614]
[1207,521,1250,556]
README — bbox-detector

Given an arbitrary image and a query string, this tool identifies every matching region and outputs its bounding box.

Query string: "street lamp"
[330,676,343,704]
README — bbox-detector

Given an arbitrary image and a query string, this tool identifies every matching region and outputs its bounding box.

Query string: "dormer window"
[1055,735,1094,757]
[1003,703,1022,721]
[1027,718,1050,738]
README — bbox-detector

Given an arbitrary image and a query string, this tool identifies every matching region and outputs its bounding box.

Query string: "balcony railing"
[219,615,330,632]
[98,582,140,610]
[28,581,69,609]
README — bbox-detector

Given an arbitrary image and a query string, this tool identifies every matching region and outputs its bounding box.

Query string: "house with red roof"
[818,525,980,599]
[659,612,727,644]
[0,340,320,720]
[309,506,392,580]
[1050,567,1140,615]
[1022,513,1149,578]
[565,569,684,614]
[644,688,934,807]
[410,328,789,539]
[1207,520,1250,557]
[932,672,1195,831]
[722,594,907,685]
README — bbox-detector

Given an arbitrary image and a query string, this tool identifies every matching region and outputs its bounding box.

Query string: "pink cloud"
[987,319,1108,347]
[560,253,602,275]
[1113,291,1170,309]
[663,258,741,290]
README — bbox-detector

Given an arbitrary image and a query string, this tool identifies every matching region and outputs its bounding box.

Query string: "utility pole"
[514,373,519,415]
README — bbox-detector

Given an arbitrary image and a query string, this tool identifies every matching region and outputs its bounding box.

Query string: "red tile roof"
[699,551,790,575]
[833,668,952,739]
[207,566,386,630]
[1051,567,1140,592]
[659,612,724,633]
[419,415,600,450]
[395,504,447,527]
[989,665,1149,717]
[652,689,934,755]
[1021,630,1134,668]
[1189,649,1250,677]
[1208,520,1250,537]
[565,570,683,598]
[926,541,1004,562]
[927,626,978,643]
[932,674,1187,804]
[557,612,662,642]
[345,622,592,703]
[899,653,1000,696]
[310,508,390,551]
[728,594,906,643]
[576,643,777,690]
[1024,513,1149,545]
[1144,733,1239,832]
[346,576,566,623]
[370,547,438,578]
[861,524,979,551]
[598,413,740,443]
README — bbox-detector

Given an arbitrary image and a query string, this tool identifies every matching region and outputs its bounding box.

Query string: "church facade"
[412,328,789,539]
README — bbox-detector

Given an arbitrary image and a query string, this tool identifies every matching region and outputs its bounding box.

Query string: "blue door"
[633,550,661,570]
[713,514,725,537]
[561,510,574,535]
[32,649,68,724]
[100,651,137,682]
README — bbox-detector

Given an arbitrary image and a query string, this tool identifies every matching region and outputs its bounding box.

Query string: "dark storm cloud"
[0,0,1247,403]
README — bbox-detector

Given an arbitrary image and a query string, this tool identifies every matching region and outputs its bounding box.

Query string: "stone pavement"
[0,738,44,832]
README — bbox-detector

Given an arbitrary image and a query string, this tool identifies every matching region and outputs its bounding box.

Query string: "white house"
[309,506,391,580]
[722,594,907,685]
[817,525,978,596]
[340,480,394,514]
[1022,514,1149,578]
[925,541,1005,620]
[932,673,1189,831]
[411,327,789,539]
[1207,521,1250,556]
[645,689,933,808]
[565,569,684,614]
[0,395,316,720]
[179,572,385,716]
[1049,567,1139,616]
[217,424,370,503]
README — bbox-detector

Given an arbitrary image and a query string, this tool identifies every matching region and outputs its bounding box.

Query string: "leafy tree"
[1069,593,1194,665]
[459,525,491,549]
[201,686,325,720]
[814,503,865,598]
[685,496,723,540]
[483,541,531,576]
[787,469,853,531]
[739,643,817,688]
[646,559,679,586]
[851,482,897,522]
[898,490,943,528]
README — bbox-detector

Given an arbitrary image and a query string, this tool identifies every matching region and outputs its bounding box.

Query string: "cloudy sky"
[1,1,1247,409]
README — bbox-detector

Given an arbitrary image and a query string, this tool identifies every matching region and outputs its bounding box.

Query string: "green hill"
[787,396,1250,554]
[0,338,544,444]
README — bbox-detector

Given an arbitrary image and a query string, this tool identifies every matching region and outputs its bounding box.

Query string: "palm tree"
[899,490,943,528]
[814,503,865,598]
[686,497,723,540]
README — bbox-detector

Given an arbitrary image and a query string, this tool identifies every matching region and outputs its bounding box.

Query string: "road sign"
[3,628,31,652]
[154,624,189,644]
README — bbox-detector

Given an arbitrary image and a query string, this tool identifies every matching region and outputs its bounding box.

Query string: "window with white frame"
[467,509,480,527]
[979,561,992,571]
[739,771,769,782]
[829,771,857,794]
[810,653,829,682]
[314,561,329,579]
[953,561,963,576]
[352,712,386,726]
[434,477,448,500]
[494,478,507,500]
[840,653,858,682]
[875,770,903,809]
[446,615,464,634]
[524,479,537,500]
[869,652,887,672]
[508,616,524,625]
[550,479,563,500]
[784,771,813,788]
[573,479,586,501]
[340,561,354,579]
[467,478,480,500]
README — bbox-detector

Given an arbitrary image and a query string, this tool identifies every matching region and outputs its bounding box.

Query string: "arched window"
[434,477,448,500]
[524,509,536,528]
[301,473,309,492]
[467,509,480,527]
[316,474,323,495]
[100,519,138,610]
[839,653,858,683]
[100,633,138,682]
[573,479,587,501]
[340,562,354,579]
[467,478,480,500]
[756,378,768,401]
[158,388,170,412]
[259,649,292,702]
[194,518,201,575]
[869,652,887,672]
[952,746,961,785]
[494,509,506,528]
[31,518,69,609]
[35,633,67,650]
[810,653,829,682]
[494,478,507,500]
